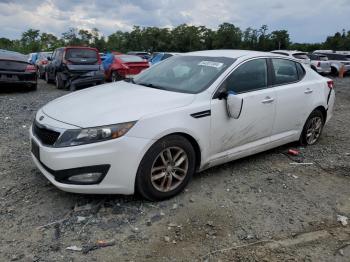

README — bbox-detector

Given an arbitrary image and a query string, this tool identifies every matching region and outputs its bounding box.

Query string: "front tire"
[45,72,53,84]
[300,110,325,145]
[136,135,196,201]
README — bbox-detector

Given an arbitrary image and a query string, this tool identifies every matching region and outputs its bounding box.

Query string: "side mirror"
[226,92,243,119]
[47,56,52,61]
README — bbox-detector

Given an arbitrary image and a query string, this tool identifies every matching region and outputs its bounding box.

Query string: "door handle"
[262,97,274,104]
[304,88,313,94]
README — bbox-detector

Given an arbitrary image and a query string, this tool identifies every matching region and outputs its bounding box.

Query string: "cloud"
[0,0,349,43]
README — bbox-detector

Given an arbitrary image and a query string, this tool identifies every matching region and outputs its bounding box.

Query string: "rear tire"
[299,110,325,145]
[55,73,65,89]
[331,67,338,76]
[135,135,196,201]
[29,83,37,91]
[111,71,122,82]
[45,72,53,84]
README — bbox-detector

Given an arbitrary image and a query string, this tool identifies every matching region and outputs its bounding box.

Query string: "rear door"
[210,58,276,156]
[270,58,313,139]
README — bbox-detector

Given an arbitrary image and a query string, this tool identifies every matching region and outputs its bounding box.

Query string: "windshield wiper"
[136,82,165,90]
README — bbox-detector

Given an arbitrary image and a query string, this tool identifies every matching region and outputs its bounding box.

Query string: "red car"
[105,55,149,82]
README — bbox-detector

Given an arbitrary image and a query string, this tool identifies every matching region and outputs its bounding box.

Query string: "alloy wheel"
[306,116,323,144]
[150,147,189,192]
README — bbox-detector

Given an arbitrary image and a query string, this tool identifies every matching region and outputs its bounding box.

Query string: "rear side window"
[225,59,268,94]
[296,63,306,80]
[272,59,299,85]
[323,53,347,61]
[65,48,98,64]
[292,53,309,60]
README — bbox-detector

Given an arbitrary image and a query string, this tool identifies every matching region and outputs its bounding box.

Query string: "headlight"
[54,121,136,147]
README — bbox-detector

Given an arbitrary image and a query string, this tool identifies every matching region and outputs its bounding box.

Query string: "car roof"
[0,50,28,62]
[271,50,307,55]
[184,49,284,59]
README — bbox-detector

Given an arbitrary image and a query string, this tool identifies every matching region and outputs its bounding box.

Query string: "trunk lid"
[0,59,28,72]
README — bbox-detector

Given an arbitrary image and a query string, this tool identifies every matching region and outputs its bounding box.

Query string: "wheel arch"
[146,131,202,172]
[314,105,327,122]
[171,132,202,171]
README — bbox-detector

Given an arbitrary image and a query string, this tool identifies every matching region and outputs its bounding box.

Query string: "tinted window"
[65,48,98,64]
[225,59,267,94]
[322,53,347,61]
[272,59,298,85]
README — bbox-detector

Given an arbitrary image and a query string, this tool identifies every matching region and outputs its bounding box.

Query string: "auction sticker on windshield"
[198,61,224,68]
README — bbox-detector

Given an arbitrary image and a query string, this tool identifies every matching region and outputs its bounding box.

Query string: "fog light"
[67,172,102,183]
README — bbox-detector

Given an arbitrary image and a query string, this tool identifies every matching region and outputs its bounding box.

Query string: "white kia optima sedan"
[30,50,335,201]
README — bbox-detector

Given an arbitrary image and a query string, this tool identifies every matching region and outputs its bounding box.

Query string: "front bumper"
[30,121,153,195]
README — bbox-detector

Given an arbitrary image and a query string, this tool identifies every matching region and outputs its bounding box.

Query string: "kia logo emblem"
[39,116,44,121]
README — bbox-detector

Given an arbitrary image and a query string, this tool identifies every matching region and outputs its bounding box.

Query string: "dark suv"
[45,47,105,90]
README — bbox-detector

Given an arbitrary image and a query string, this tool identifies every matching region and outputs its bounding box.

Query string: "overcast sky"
[0,0,349,43]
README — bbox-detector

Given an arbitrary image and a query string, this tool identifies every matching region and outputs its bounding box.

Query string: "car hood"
[42,81,195,128]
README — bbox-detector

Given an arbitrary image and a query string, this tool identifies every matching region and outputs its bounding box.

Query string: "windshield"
[133,55,235,94]
[117,55,144,62]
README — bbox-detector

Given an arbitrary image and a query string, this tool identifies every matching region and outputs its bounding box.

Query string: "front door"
[210,58,276,160]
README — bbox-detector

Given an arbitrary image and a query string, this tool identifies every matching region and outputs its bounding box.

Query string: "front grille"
[33,121,60,146]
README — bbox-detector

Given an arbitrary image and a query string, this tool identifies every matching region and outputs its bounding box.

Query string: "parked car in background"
[271,50,311,65]
[127,51,151,60]
[313,52,350,75]
[307,53,331,75]
[35,51,52,78]
[105,54,149,81]
[149,52,181,65]
[30,50,335,200]
[45,46,105,91]
[0,50,37,90]
[28,52,38,64]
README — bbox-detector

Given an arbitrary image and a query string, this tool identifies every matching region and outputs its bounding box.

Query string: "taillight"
[42,60,48,65]
[25,65,36,73]
[327,80,334,89]
[317,62,321,67]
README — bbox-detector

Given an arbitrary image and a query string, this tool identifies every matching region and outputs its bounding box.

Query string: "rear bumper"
[315,67,331,74]
[66,71,105,87]
[0,70,36,85]
[71,75,105,87]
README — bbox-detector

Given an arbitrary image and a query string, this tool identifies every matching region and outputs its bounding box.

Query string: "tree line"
[0,23,349,54]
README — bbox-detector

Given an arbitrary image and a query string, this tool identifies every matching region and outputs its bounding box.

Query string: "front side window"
[134,56,235,94]
[224,59,268,94]
[272,59,299,85]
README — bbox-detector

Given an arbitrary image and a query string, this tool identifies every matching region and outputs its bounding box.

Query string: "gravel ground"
[0,78,349,262]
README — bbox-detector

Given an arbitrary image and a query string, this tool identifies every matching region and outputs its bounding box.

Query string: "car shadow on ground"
[0,84,36,93]
[34,141,300,206]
